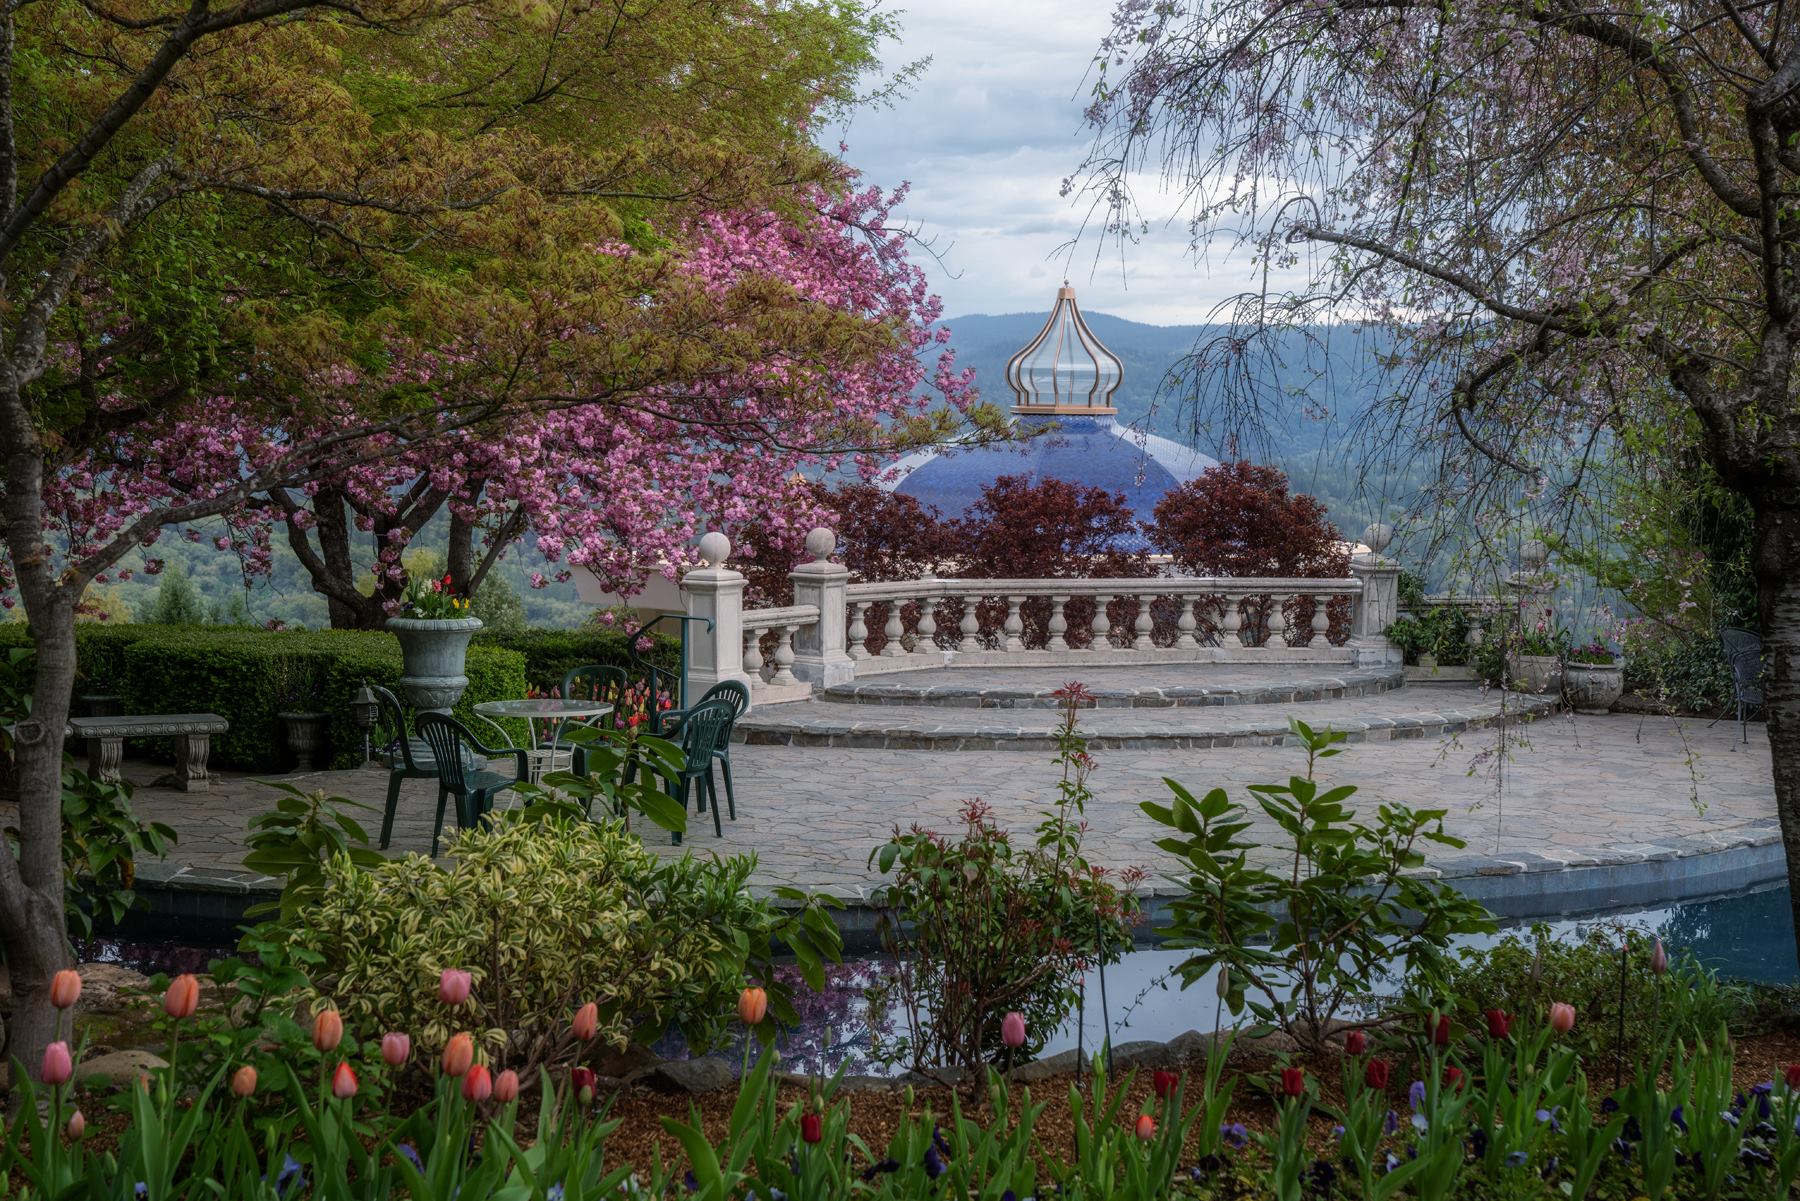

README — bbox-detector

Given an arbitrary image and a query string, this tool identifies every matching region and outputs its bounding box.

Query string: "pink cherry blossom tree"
[1079,0,1800,959]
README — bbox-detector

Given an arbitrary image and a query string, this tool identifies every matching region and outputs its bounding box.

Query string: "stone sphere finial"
[1361,522,1394,555]
[804,527,836,562]
[1520,538,1550,571]
[697,531,731,568]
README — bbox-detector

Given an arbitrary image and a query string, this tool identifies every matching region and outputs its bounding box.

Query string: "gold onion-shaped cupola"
[1004,283,1123,415]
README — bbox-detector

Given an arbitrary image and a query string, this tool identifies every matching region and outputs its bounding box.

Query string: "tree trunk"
[1753,505,1800,972]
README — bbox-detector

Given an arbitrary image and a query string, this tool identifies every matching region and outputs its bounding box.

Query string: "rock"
[76,963,152,1014]
[75,1048,168,1087]
[629,1057,737,1094]
[592,1043,660,1080]
[1009,1050,1078,1084]
[1110,1040,1172,1071]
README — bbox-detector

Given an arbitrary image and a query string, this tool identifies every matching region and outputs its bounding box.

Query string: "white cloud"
[823,0,1276,324]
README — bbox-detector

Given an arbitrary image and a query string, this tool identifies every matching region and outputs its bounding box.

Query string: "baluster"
[743,628,766,684]
[1134,593,1156,650]
[917,595,939,652]
[1176,596,1199,649]
[1265,594,1288,649]
[881,600,905,657]
[1221,595,1242,647]
[1091,594,1112,649]
[1309,592,1331,648]
[959,597,981,651]
[1047,595,1070,651]
[1003,595,1026,653]
[769,625,798,685]
[848,601,871,661]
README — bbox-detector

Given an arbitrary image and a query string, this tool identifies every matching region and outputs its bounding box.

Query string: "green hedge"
[471,627,678,691]
[2,624,526,770]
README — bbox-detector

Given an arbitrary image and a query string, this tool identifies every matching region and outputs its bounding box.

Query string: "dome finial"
[1004,284,1122,415]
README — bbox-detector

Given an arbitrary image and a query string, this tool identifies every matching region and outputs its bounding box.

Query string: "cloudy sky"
[824,1,1249,327]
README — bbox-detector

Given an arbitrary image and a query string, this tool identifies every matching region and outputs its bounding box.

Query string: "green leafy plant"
[399,571,473,619]
[242,782,387,922]
[57,765,177,937]
[1141,718,1494,1054]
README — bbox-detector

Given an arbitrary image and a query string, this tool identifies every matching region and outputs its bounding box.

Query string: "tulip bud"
[1152,1069,1178,1099]
[442,1032,475,1077]
[1344,1030,1367,1056]
[494,1069,520,1103]
[462,1063,493,1103]
[231,1065,257,1097]
[1548,1002,1576,1034]
[40,1041,73,1086]
[801,1112,823,1144]
[381,1032,411,1068]
[439,969,473,1007]
[1279,1066,1305,1098]
[66,1110,85,1140]
[1000,1011,1026,1049]
[1135,1113,1156,1140]
[737,987,768,1027]
[163,974,200,1020]
[50,969,82,1011]
[1427,1013,1452,1046]
[1364,1057,1391,1090]
[331,1062,358,1099]
[1650,938,1669,976]
[571,1065,596,1106]
[572,1001,599,1042]
[312,1008,344,1053]
[1215,965,1231,999]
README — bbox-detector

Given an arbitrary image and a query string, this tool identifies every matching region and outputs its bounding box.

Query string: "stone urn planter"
[386,616,483,714]
[1564,661,1625,714]
[277,711,331,770]
[1509,653,1562,696]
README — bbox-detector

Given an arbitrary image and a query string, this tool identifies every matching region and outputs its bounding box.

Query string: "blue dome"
[884,413,1219,533]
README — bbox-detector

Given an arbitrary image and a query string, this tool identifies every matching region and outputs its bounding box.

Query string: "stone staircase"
[735,664,1555,751]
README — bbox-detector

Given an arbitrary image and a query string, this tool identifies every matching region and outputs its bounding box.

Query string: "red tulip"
[442,1032,475,1077]
[50,969,82,1011]
[1152,1069,1178,1099]
[494,1069,520,1103]
[572,1066,597,1105]
[1364,1057,1392,1090]
[312,1008,344,1053]
[331,1062,358,1099]
[1001,1011,1027,1049]
[439,969,473,1007]
[1548,1003,1577,1034]
[1344,1029,1367,1056]
[573,1002,599,1042]
[737,987,768,1026]
[381,1032,411,1067]
[1785,1063,1800,1091]
[1445,1066,1465,1090]
[1427,1013,1452,1046]
[1484,1009,1513,1039]
[462,1063,492,1102]
[40,1041,73,1086]
[1135,1113,1156,1140]
[231,1065,258,1097]
[801,1112,823,1144]
[1279,1066,1305,1098]
[163,974,200,1019]
[66,1110,85,1140]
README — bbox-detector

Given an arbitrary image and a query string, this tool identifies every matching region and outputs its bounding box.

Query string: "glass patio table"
[470,698,614,784]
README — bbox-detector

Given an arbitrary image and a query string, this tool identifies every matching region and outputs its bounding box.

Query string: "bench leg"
[86,737,124,785]
[173,733,212,792]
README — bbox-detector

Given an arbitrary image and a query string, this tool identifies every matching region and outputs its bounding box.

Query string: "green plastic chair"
[416,712,530,856]
[662,698,737,843]
[550,664,629,774]
[650,679,750,820]
[373,685,441,851]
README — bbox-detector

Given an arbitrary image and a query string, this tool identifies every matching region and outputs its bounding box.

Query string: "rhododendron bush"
[1080,0,1800,963]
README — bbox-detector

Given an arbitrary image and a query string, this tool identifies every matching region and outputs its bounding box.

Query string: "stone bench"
[67,714,229,792]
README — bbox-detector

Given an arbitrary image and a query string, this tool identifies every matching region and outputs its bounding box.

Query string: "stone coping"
[823,667,1406,709]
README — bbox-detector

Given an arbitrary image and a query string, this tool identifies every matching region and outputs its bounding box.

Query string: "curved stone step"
[822,665,1405,709]
[738,686,1556,751]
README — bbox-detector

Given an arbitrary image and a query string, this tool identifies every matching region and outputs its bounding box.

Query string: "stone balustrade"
[683,525,1404,710]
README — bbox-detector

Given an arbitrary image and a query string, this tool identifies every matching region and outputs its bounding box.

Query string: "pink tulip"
[381,1032,411,1067]
[332,1062,359,1099]
[66,1110,85,1140]
[439,969,473,1006]
[1650,938,1669,976]
[231,1065,257,1097]
[1548,1002,1577,1034]
[494,1069,520,1103]
[40,1041,73,1086]
[1000,1011,1026,1049]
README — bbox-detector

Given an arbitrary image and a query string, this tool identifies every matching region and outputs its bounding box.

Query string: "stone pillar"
[1349,522,1403,668]
[788,527,854,686]
[1505,538,1555,620]
[681,531,755,697]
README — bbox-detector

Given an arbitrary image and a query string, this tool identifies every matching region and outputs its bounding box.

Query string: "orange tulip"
[331,1062,358,1099]
[1135,1113,1156,1140]
[493,1069,520,1103]
[442,1032,475,1077]
[163,974,200,1019]
[312,1008,344,1053]
[572,1001,599,1042]
[462,1063,493,1102]
[231,1065,258,1097]
[737,986,769,1026]
[50,969,82,1011]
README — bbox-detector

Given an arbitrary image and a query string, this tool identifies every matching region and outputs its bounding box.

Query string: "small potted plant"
[1508,608,1567,695]
[275,664,331,771]
[386,572,482,714]
[1564,641,1624,714]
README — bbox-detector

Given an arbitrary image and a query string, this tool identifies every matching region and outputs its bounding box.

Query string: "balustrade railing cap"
[697,531,731,568]
[804,527,836,562]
